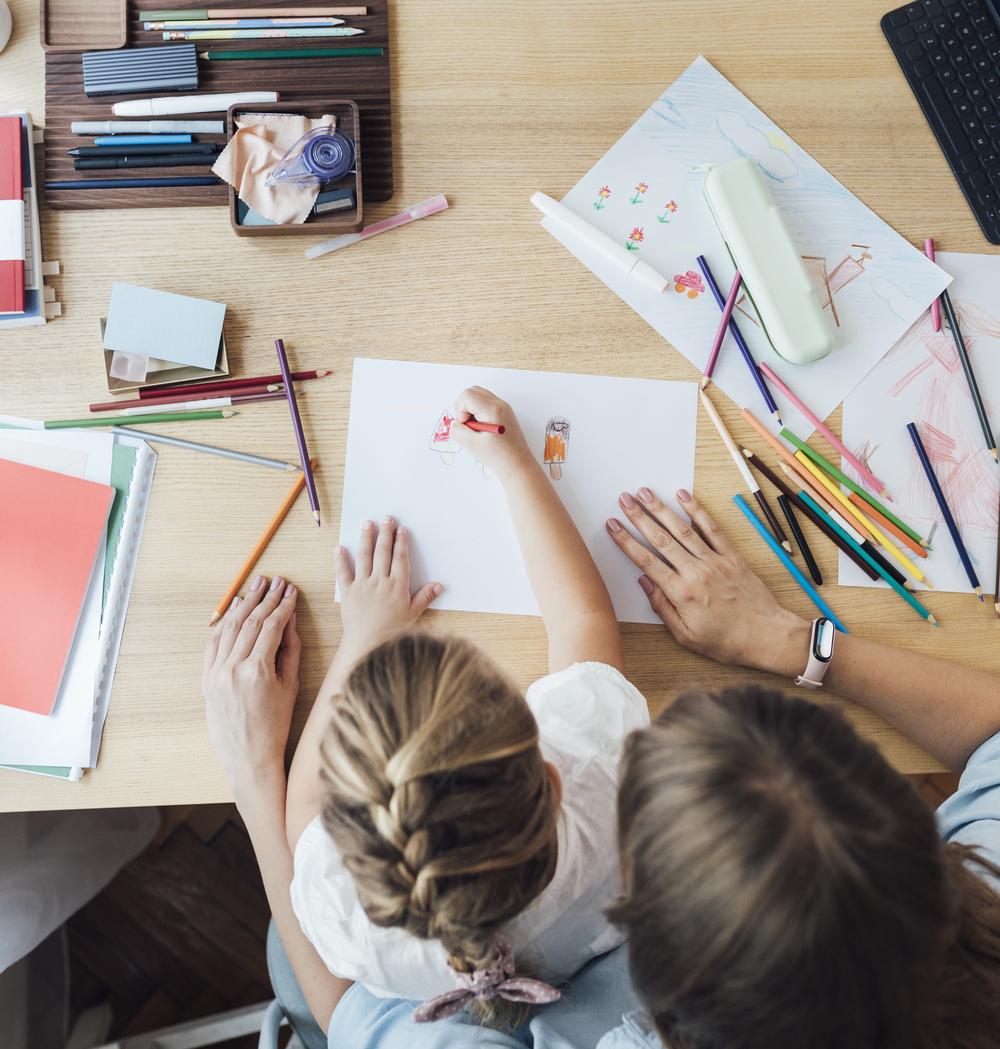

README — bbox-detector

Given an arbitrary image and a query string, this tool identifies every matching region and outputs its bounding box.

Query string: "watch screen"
[814,618,836,661]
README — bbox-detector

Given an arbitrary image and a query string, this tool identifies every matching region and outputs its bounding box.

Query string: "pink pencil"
[924,238,942,332]
[757,361,891,500]
[701,271,742,389]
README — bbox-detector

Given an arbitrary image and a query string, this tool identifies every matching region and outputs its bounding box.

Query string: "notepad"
[0,458,114,716]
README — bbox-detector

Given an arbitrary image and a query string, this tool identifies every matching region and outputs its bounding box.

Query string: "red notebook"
[0,458,114,716]
[0,115,25,314]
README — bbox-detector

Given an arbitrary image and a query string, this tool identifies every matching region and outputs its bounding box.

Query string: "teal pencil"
[798,490,938,627]
[45,409,234,429]
[733,493,849,633]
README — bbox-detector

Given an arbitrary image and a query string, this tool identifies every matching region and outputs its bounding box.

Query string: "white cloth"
[291,661,650,1001]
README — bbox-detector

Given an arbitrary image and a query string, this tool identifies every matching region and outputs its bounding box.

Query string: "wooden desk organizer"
[226,99,363,237]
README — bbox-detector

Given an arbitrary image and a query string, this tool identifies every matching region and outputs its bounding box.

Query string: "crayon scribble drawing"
[544,417,570,480]
[626,226,644,252]
[657,199,678,223]
[430,411,461,465]
[630,181,648,205]
[673,270,704,298]
[593,185,611,211]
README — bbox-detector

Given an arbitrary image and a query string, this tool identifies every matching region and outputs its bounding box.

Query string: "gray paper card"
[102,283,226,370]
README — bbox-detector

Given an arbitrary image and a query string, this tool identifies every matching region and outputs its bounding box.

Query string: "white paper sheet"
[541,56,950,439]
[0,431,113,766]
[840,252,1000,596]
[339,359,698,624]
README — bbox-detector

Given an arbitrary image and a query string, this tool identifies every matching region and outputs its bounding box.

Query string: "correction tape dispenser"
[264,127,356,188]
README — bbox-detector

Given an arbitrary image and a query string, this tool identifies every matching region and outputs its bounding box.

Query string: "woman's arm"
[606,487,1000,771]
[202,576,352,1032]
[452,386,623,674]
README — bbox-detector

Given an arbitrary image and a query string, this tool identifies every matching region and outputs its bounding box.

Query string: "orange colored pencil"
[209,461,315,624]
[847,491,928,559]
[741,409,840,509]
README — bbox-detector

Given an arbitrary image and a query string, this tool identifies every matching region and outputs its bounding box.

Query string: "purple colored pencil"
[701,269,742,389]
[696,254,782,423]
[275,338,321,526]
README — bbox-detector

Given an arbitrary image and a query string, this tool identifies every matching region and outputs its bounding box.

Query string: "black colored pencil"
[753,489,791,553]
[778,493,821,585]
[741,447,880,582]
[940,288,997,462]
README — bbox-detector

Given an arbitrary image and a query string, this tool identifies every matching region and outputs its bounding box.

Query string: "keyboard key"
[961,68,977,82]
[982,28,998,43]
[983,151,1000,166]
[907,42,925,57]
[989,169,1000,183]
[949,83,966,98]
[969,170,990,186]
[931,48,949,63]
[959,22,975,36]
[964,0,982,10]
[943,33,959,46]
[979,189,997,202]
[973,133,990,148]
[921,33,937,47]
[961,155,981,171]
[923,76,973,152]
[952,51,968,64]
[987,116,1000,132]
[970,84,986,99]
[973,11,990,25]
[966,118,982,132]
[925,0,942,10]
[950,6,967,19]
[957,99,973,115]
[914,17,932,31]
[934,16,951,30]
[984,74,998,89]
[940,66,957,80]
[915,58,934,75]
[907,2,924,15]
[978,102,992,115]
[967,40,983,54]
[896,23,916,41]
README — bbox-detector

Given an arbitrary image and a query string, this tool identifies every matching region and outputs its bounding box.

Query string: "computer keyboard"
[882,0,1000,244]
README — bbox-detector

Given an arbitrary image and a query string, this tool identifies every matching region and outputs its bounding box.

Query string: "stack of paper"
[0,421,156,781]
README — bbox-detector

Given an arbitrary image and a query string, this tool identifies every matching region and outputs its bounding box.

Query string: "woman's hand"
[202,575,301,795]
[449,386,535,481]
[335,517,442,661]
[606,487,810,675]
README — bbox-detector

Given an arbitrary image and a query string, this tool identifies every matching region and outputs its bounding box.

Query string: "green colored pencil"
[199,46,383,59]
[779,427,925,546]
[45,409,235,429]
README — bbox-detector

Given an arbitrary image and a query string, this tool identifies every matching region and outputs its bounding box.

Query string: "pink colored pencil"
[924,238,942,332]
[465,420,505,434]
[757,361,891,499]
[701,270,742,389]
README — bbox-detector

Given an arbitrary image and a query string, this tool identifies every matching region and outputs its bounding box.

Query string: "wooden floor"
[62,774,961,1045]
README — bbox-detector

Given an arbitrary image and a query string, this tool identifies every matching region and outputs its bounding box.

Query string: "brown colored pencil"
[139,368,331,399]
[91,383,280,412]
[210,462,315,624]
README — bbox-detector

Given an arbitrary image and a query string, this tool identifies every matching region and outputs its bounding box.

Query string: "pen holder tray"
[226,98,363,237]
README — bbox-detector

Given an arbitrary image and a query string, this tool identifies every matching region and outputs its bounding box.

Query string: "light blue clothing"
[328,729,1000,1049]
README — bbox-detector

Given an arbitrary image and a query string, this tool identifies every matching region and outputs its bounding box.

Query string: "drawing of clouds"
[650,96,686,128]
[870,276,921,321]
[716,112,798,180]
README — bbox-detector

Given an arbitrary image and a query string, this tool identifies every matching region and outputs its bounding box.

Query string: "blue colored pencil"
[798,490,938,626]
[906,421,983,600]
[733,493,848,632]
[697,254,782,424]
[45,176,220,190]
[93,134,192,146]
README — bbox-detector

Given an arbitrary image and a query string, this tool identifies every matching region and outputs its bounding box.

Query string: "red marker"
[465,419,505,434]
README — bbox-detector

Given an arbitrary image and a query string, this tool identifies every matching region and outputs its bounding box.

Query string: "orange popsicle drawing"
[544,416,570,480]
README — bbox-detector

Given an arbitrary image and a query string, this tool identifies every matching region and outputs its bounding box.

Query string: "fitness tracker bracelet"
[794,617,836,689]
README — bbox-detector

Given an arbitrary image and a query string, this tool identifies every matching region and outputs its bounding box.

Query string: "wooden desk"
[2,0,996,812]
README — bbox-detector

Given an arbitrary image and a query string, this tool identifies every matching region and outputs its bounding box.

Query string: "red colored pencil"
[91,382,280,412]
[138,368,331,399]
[465,420,505,434]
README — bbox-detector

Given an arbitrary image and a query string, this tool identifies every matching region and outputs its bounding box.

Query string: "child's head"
[612,685,1000,1049]
[320,632,560,1026]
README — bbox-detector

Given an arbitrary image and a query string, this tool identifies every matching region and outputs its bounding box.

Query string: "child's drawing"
[716,111,798,180]
[673,270,704,298]
[657,199,678,223]
[626,226,644,252]
[630,181,648,205]
[429,411,461,465]
[543,417,570,480]
[593,185,611,211]
[800,245,872,328]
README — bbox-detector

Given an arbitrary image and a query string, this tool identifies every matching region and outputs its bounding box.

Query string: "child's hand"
[450,386,535,480]
[202,575,301,792]
[335,517,443,659]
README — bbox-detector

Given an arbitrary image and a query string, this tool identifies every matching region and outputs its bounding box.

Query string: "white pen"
[530,191,669,294]
[112,91,278,117]
[71,119,225,134]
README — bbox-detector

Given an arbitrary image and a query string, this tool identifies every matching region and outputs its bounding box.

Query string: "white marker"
[71,120,225,134]
[112,91,278,117]
[530,191,669,294]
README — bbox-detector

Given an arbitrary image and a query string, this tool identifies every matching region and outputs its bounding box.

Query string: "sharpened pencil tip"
[313,510,322,525]
[995,602,1000,617]
[929,614,939,627]
[318,369,333,378]
[700,376,711,390]
[209,611,221,626]
[976,587,984,602]
[781,540,792,553]
[904,581,914,591]
[773,410,783,425]
[924,578,936,590]
[992,448,998,463]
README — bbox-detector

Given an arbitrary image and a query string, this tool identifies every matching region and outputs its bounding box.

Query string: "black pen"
[74,154,219,170]
[68,143,221,157]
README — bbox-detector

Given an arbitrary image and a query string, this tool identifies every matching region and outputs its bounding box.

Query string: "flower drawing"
[657,199,678,223]
[630,181,648,205]
[593,185,612,210]
[673,270,705,298]
[626,226,644,251]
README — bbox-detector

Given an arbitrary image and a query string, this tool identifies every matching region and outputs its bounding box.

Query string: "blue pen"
[732,493,848,633]
[46,176,220,190]
[93,134,193,146]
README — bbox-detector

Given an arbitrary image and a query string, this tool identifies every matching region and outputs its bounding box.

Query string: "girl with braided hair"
[284,386,649,1028]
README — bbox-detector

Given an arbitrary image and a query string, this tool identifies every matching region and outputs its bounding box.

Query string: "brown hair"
[320,632,559,1028]
[611,685,1000,1049]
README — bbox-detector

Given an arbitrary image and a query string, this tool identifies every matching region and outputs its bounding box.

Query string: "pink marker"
[700,270,741,389]
[924,237,942,332]
[306,193,449,259]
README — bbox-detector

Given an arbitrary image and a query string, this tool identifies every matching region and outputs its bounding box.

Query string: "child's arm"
[451,386,623,675]
[285,520,441,850]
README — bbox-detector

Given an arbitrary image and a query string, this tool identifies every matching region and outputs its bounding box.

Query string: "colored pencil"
[117,392,283,415]
[696,254,781,423]
[112,426,300,470]
[742,447,879,582]
[139,369,330,399]
[141,7,367,17]
[700,389,789,550]
[164,26,364,37]
[46,176,220,190]
[939,289,997,462]
[92,384,280,412]
[846,492,928,559]
[994,493,1000,616]
[793,451,932,587]
[69,143,218,157]
[149,17,347,28]
[924,238,942,333]
[777,426,924,545]
[760,364,890,498]
[465,421,505,434]
[199,46,382,58]
[777,493,820,584]
[275,338,320,526]
[209,463,314,624]
[798,490,938,626]
[733,494,848,632]
[701,270,741,389]
[906,422,982,600]
[45,409,234,429]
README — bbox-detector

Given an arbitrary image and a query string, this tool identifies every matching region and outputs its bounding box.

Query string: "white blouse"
[290,661,650,1001]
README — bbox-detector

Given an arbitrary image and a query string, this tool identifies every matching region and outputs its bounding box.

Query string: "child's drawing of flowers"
[627,226,644,251]
[593,185,612,211]
[657,199,678,223]
[630,181,648,205]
